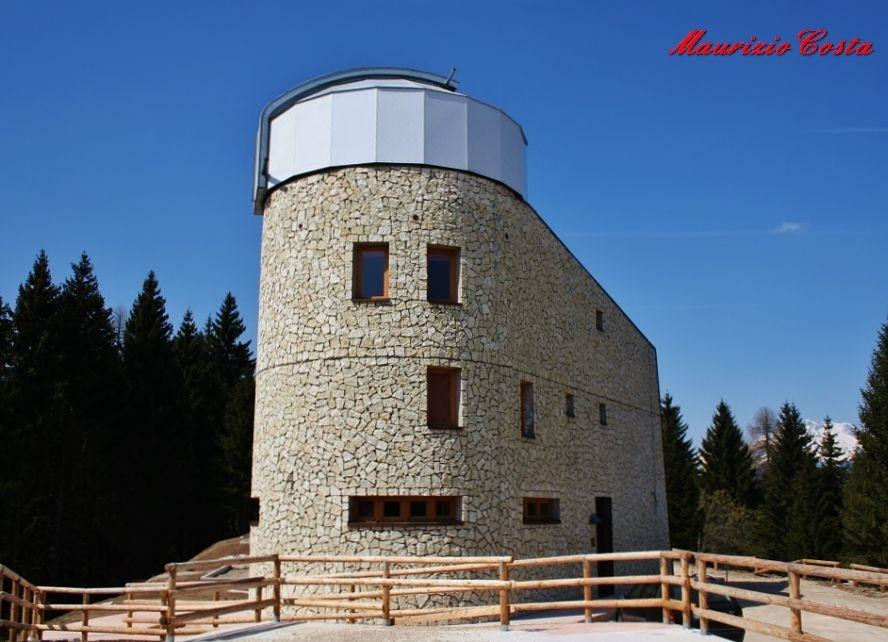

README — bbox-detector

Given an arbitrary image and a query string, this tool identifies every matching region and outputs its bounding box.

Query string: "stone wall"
[251,166,668,598]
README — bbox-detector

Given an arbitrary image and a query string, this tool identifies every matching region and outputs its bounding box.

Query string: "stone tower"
[250,68,668,569]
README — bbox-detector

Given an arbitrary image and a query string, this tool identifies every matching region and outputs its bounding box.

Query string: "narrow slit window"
[523,497,560,524]
[565,393,575,418]
[427,367,460,429]
[353,244,389,300]
[520,381,535,438]
[427,246,460,304]
[349,496,461,526]
[596,309,604,332]
[599,402,608,426]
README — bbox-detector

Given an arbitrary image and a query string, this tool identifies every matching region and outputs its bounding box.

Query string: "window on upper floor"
[427,366,460,429]
[427,246,460,304]
[353,244,389,301]
[596,309,604,332]
[520,381,535,438]
[565,393,575,418]
[599,402,608,426]
[523,497,560,524]
[348,495,462,526]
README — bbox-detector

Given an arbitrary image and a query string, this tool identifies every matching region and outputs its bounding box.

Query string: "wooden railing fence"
[2,550,887,641]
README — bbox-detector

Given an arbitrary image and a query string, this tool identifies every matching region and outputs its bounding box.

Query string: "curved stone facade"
[250,165,668,578]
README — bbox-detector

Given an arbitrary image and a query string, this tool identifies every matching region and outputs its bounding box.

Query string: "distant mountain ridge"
[804,419,858,460]
[748,419,858,467]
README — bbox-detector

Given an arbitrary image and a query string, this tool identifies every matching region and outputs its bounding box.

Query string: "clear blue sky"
[2,1,886,445]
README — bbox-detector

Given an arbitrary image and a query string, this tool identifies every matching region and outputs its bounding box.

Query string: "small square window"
[565,393,575,418]
[382,500,401,520]
[357,500,374,519]
[596,310,604,332]
[409,501,427,519]
[520,382,535,438]
[427,246,460,304]
[523,497,560,524]
[428,367,460,429]
[353,244,389,300]
[599,402,608,426]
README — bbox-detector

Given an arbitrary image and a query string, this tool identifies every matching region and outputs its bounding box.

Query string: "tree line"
[0,251,255,586]
[661,318,888,566]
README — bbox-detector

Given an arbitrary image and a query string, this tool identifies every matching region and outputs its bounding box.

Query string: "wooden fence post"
[213,591,220,628]
[582,558,592,623]
[9,578,19,642]
[80,593,89,642]
[125,589,133,629]
[33,589,43,642]
[659,554,671,624]
[381,561,392,626]
[254,585,263,623]
[273,556,282,623]
[789,567,802,636]
[347,584,356,624]
[165,566,177,642]
[697,557,709,635]
[680,553,691,628]
[498,561,510,630]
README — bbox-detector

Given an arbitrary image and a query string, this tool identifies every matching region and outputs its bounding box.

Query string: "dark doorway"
[595,497,614,596]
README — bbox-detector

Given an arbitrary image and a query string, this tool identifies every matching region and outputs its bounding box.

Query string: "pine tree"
[843,319,888,565]
[208,293,254,387]
[698,401,757,507]
[54,254,123,583]
[3,251,62,578]
[810,418,845,560]
[122,271,184,571]
[173,309,221,551]
[760,402,817,560]
[207,294,255,535]
[660,394,701,549]
[217,377,256,534]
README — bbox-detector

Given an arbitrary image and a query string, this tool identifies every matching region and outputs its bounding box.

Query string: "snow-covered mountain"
[748,419,858,468]
[804,419,858,461]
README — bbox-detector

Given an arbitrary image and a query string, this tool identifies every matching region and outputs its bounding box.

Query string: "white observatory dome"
[253,68,527,213]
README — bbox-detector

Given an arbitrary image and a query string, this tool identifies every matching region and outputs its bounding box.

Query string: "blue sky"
[1,1,885,445]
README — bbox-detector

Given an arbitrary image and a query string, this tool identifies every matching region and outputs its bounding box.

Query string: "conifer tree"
[4,251,61,577]
[173,309,221,550]
[48,254,124,582]
[207,294,255,534]
[843,319,888,565]
[760,402,817,560]
[698,401,757,507]
[809,418,845,560]
[660,394,701,549]
[122,271,184,570]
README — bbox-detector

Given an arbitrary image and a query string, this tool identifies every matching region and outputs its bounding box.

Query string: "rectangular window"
[353,244,389,300]
[523,497,560,524]
[565,393,575,418]
[427,246,460,304]
[348,496,461,526]
[599,402,608,426]
[520,381,535,438]
[596,309,604,332]
[427,367,460,429]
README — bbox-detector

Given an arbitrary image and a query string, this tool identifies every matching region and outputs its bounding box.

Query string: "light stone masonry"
[250,165,669,606]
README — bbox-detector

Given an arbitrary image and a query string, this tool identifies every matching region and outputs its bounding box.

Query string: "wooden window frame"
[353,243,390,301]
[426,245,460,304]
[348,495,462,527]
[599,402,608,426]
[522,497,560,525]
[520,381,535,438]
[427,366,461,429]
[565,393,575,418]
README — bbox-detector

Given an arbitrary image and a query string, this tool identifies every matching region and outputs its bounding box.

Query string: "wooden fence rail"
[3,550,888,641]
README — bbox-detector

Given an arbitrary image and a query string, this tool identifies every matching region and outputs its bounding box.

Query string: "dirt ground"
[706,568,887,642]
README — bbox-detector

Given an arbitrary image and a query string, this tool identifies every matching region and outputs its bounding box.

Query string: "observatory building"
[250,68,668,571]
